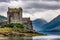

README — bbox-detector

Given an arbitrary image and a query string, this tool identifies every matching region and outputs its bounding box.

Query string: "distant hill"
[32,19,47,31]
[0,15,7,23]
[41,15,60,31]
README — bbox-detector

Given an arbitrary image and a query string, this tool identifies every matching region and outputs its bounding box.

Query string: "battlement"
[8,7,22,13]
[22,18,30,21]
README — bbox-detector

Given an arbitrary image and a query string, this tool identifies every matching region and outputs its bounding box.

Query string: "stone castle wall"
[7,7,22,24]
[7,7,33,30]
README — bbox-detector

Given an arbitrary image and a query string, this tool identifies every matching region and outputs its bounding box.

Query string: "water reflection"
[1,37,33,40]
[33,38,60,40]
[8,37,24,40]
[0,35,60,40]
[52,38,60,40]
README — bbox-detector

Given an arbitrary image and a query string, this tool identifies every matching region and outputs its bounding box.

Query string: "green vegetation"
[0,27,44,37]
[5,23,25,28]
[0,23,45,37]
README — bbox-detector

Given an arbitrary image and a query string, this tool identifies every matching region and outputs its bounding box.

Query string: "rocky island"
[0,7,45,37]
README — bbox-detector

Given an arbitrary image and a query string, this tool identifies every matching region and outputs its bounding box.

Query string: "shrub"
[5,23,25,28]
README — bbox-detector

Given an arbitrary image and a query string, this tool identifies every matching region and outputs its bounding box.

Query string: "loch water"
[0,35,60,40]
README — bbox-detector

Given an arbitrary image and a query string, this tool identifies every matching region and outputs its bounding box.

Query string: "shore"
[0,27,45,37]
[0,35,60,40]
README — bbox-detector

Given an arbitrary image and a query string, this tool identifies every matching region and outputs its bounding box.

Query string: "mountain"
[40,15,60,31]
[38,30,60,35]
[51,25,60,30]
[32,19,47,31]
[0,15,7,23]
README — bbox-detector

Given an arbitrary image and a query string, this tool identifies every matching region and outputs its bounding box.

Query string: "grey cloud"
[21,0,39,1]
[0,0,18,2]
[9,0,19,1]
[42,0,60,1]
[0,6,8,13]
[0,0,60,14]
[23,2,60,13]
[0,0,9,2]
[20,0,60,1]
[23,8,47,13]
[29,3,60,10]
[17,0,60,13]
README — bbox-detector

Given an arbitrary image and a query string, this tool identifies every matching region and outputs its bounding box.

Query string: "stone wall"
[7,7,22,24]
[7,7,33,30]
[22,18,33,30]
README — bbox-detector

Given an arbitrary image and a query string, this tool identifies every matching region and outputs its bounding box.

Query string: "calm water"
[0,35,60,40]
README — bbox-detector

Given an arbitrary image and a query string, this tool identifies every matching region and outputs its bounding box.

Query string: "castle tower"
[7,7,22,24]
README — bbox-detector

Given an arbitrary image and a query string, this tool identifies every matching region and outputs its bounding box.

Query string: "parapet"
[8,7,23,13]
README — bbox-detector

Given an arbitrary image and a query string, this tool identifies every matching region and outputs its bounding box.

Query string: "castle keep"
[7,7,32,30]
[7,7,22,23]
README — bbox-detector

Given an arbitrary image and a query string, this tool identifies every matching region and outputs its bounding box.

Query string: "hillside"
[32,19,47,31]
[41,15,60,31]
[0,15,7,23]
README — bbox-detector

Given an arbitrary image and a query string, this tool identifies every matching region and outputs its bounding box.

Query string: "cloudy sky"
[0,0,60,22]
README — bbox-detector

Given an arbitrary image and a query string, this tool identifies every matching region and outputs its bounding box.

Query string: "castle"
[7,7,33,30]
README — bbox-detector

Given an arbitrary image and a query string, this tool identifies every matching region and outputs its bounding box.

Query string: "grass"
[0,27,12,32]
[0,27,45,37]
